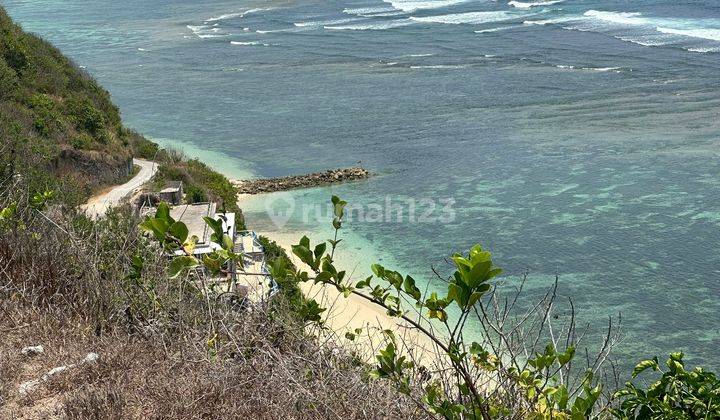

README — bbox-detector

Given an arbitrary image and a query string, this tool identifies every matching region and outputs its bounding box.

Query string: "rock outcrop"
[233,167,370,194]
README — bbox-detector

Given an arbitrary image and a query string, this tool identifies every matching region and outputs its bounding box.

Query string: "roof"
[170,202,216,244]
[159,181,183,193]
[166,202,236,256]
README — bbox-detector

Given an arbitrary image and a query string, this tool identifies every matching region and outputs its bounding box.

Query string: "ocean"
[3,0,719,369]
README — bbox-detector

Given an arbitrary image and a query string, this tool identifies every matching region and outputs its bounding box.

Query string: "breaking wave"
[325,19,414,30]
[410,11,522,25]
[508,0,563,9]
[383,0,469,13]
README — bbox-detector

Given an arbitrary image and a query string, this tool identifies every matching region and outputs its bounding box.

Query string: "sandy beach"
[235,192,441,364]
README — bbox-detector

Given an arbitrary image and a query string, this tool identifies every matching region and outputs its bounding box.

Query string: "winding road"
[82,158,157,219]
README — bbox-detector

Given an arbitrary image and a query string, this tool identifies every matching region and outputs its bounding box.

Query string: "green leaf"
[168,221,189,243]
[292,244,314,267]
[222,234,234,251]
[403,275,421,300]
[371,264,385,277]
[313,242,327,260]
[203,216,224,243]
[140,218,170,242]
[632,357,659,378]
[202,254,222,274]
[314,271,333,284]
[355,276,372,288]
[156,202,173,223]
[467,291,484,308]
[168,256,199,278]
[558,346,576,365]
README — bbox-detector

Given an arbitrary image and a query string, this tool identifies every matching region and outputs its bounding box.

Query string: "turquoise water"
[4,0,719,369]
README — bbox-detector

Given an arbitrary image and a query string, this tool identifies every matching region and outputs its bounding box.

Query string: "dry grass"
[0,306,422,419]
[0,188,424,419]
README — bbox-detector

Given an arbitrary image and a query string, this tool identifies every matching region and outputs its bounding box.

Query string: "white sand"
[235,192,441,363]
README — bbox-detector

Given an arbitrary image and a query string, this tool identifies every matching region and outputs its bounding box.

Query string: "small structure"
[158,181,183,205]
[169,202,235,257]
[144,202,278,303]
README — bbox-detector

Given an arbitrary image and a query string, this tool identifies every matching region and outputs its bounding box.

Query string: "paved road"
[82,158,157,219]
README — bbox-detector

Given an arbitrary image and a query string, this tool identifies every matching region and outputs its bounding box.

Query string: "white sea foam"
[656,27,720,42]
[256,29,292,34]
[582,10,647,26]
[294,17,361,28]
[383,0,469,13]
[523,17,571,25]
[137,48,148,52]
[206,8,275,23]
[230,41,271,46]
[325,19,413,30]
[555,64,621,72]
[410,11,519,25]
[343,6,403,17]
[563,10,720,52]
[406,53,435,57]
[206,12,245,22]
[474,26,513,33]
[187,25,209,34]
[587,66,621,71]
[187,24,229,38]
[686,46,720,53]
[197,34,227,39]
[410,64,466,69]
[509,0,563,9]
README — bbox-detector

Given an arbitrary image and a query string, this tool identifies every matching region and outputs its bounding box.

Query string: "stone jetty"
[233,167,370,194]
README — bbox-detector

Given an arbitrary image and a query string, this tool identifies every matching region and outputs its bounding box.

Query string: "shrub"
[614,353,720,419]
[71,133,94,150]
[184,184,206,203]
[66,97,106,135]
[0,59,18,99]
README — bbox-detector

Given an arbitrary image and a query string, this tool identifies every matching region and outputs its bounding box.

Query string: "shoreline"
[153,138,440,362]
[235,193,440,363]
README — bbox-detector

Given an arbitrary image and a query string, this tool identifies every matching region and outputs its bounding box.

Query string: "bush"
[184,184,206,203]
[125,129,158,159]
[66,97,106,135]
[0,7,132,194]
[71,133,93,150]
[614,353,720,419]
[0,59,18,99]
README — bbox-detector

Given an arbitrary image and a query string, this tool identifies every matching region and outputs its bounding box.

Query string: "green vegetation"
[0,6,240,214]
[0,7,136,200]
[613,353,720,419]
[138,194,720,419]
[2,6,719,419]
[150,149,245,229]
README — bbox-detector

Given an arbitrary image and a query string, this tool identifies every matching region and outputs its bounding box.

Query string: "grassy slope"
[0,7,240,215]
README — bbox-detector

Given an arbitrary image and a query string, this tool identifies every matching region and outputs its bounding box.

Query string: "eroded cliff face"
[54,148,133,189]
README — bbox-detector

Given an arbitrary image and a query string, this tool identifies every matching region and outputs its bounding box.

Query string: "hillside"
[0,8,143,201]
[0,7,239,214]
[2,6,719,420]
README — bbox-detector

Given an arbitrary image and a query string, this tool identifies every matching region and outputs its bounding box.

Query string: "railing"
[237,230,264,255]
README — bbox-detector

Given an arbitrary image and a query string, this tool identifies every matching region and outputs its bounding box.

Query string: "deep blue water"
[3,0,719,369]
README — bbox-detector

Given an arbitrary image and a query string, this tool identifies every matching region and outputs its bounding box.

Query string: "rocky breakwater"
[233,167,370,194]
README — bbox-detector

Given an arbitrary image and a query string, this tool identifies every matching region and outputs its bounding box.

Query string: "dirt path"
[81,158,157,219]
